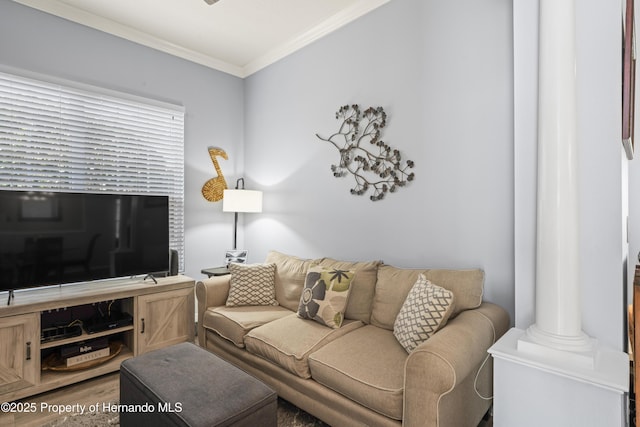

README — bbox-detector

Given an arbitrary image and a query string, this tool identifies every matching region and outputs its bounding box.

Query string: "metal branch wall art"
[316,105,415,201]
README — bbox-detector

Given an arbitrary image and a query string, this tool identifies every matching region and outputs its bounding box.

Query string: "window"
[0,69,185,272]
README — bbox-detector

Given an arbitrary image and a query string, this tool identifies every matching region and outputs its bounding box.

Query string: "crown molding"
[13,0,391,79]
[241,0,391,77]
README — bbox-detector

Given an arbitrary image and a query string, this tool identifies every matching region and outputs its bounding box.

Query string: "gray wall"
[4,0,628,351]
[0,0,244,282]
[243,0,515,318]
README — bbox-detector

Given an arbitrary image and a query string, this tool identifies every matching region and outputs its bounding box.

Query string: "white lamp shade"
[222,189,263,213]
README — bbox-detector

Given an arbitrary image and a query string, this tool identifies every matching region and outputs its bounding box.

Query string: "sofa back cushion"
[423,268,484,314]
[370,265,484,330]
[317,258,381,323]
[265,250,317,311]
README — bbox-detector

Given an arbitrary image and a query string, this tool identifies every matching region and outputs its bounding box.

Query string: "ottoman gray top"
[120,342,276,426]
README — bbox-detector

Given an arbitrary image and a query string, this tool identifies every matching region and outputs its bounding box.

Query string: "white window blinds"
[0,70,185,272]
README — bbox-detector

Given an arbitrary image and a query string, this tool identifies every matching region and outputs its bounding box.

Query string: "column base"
[518,324,596,369]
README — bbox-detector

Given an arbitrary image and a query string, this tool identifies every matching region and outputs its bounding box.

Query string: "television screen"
[0,190,170,292]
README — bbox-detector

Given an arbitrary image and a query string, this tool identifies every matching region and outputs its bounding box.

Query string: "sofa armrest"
[195,276,231,346]
[403,302,510,427]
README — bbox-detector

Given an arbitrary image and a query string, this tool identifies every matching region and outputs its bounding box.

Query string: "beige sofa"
[196,251,510,427]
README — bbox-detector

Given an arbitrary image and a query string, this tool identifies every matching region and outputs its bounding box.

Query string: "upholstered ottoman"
[119,342,277,427]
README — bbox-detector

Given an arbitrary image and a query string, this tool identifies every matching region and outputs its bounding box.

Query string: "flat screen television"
[0,190,170,293]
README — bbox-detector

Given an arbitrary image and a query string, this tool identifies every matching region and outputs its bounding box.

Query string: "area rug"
[40,398,329,427]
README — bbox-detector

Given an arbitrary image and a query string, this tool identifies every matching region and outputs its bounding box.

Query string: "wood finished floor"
[0,372,119,427]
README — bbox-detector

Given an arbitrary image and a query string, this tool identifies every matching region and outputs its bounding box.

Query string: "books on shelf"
[66,347,110,367]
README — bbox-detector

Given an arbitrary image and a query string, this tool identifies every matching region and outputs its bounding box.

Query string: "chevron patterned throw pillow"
[226,263,279,307]
[393,274,455,353]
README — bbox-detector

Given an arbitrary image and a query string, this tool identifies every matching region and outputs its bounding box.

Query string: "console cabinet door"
[0,313,39,396]
[136,287,194,355]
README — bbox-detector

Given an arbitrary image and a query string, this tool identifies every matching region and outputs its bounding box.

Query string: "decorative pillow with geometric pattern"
[297,266,355,328]
[226,263,279,307]
[393,274,455,353]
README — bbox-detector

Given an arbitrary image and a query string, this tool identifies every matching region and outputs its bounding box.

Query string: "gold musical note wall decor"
[201,147,228,202]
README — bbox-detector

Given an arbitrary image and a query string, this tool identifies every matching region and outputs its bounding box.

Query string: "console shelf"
[0,275,194,402]
[40,346,133,385]
[39,325,135,350]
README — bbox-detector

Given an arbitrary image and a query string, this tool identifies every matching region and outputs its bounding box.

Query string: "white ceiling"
[14,0,390,78]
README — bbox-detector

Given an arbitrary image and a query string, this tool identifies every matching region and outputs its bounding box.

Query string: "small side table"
[201,266,230,277]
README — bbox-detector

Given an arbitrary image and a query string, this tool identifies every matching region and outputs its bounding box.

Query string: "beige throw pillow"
[317,258,381,323]
[297,266,354,328]
[393,274,455,353]
[226,263,279,307]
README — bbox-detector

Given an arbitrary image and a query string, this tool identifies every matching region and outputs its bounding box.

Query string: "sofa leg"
[482,406,492,421]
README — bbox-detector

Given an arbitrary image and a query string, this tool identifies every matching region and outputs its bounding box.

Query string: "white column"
[488,2,628,424]
[524,0,592,352]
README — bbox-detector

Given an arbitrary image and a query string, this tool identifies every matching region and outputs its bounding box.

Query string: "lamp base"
[225,249,248,266]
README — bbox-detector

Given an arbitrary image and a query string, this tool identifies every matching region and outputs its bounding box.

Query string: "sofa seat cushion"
[307,325,406,420]
[244,314,363,379]
[202,306,293,348]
